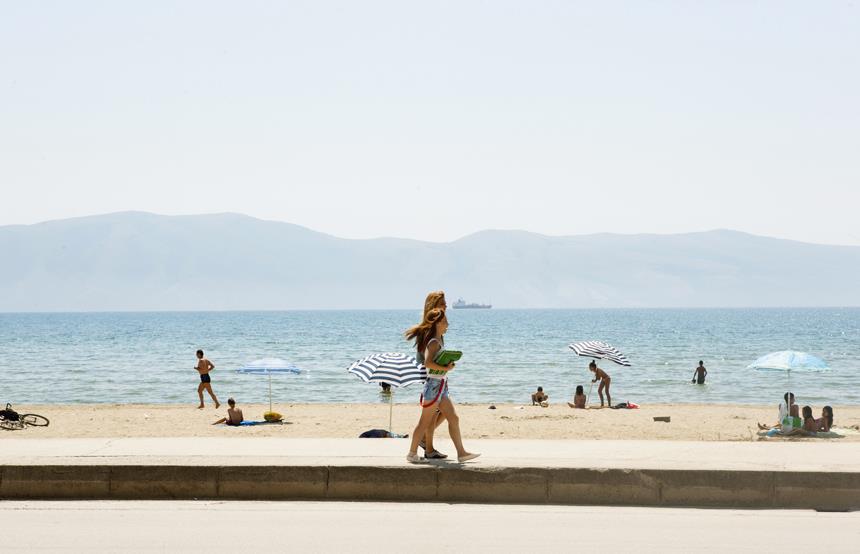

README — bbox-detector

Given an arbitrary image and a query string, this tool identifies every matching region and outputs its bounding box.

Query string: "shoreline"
[4,403,859,441]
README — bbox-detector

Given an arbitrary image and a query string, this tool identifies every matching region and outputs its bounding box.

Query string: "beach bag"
[0,403,19,421]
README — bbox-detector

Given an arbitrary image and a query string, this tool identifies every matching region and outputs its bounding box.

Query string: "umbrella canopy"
[347,352,427,388]
[569,341,632,366]
[236,358,302,412]
[747,351,830,371]
[347,352,426,432]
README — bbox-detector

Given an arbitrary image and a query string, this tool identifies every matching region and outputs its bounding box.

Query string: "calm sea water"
[1,309,858,406]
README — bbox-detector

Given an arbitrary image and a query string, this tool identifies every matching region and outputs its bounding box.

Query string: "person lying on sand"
[817,406,834,432]
[531,386,549,407]
[567,385,587,409]
[801,405,818,434]
[212,397,243,426]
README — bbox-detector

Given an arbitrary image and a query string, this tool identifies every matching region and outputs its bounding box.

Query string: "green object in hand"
[434,350,462,366]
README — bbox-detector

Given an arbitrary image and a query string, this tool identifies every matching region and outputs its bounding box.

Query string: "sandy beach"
[4,402,859,441]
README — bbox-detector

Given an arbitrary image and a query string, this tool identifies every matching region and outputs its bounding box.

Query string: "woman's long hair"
[405,308,446,353]
[802,405,813,422]
[823,405,834,428]
[575,385,584,395]
[423,290,446,317]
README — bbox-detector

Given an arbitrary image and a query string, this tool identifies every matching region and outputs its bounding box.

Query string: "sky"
[1,1,858,245]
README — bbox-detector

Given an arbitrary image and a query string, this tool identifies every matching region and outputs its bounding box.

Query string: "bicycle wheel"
[0,419,24,430]
[20,413,49,427]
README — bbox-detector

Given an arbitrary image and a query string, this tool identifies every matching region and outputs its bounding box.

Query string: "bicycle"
[0,403,49,430]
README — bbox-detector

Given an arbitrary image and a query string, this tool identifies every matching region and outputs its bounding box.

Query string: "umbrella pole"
[586,381,594,407]
[269,373,272,413]
[389,390,394,434]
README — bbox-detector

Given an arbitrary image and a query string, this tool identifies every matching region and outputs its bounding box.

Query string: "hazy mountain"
[1,212,858,311]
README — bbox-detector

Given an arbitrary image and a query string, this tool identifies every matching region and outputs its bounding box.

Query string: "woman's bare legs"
[597,381,605,407]
[408,405,442,456]
[436,397,475,458]
[604,380,611,407]
[423,411,448,453]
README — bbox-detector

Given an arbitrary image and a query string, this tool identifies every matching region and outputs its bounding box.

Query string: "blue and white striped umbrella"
[568,341,632,367]
[236,358,302,412]
[347,352,426,432]
[347,352,427,388]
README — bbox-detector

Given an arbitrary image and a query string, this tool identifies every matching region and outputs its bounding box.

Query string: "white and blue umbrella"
[747,351,830,372]
[236,358,302,412]
[347,352,426,432]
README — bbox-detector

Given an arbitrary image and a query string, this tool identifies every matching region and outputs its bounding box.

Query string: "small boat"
[452,298,492,309]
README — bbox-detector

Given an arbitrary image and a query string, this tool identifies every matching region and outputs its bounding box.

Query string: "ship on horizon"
[452,298,492,309]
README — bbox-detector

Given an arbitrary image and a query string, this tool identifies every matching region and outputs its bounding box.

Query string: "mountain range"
[1,212,858,311]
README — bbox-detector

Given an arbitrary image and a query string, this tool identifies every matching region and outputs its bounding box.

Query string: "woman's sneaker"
[457,452,481,463]
[406,453,427,464]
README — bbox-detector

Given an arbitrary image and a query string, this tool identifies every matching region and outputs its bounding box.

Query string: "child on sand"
[568,385,587,409]
[801,405,818,434]
[589,361,611,408]
[213,397,243,426]
[195,349,220,409]
[531,386,549,407]
[817,406,834,432]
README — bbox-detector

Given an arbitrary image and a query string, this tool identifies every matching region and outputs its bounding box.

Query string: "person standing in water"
[692,360,708,384]
[589,361,611,408]
[195,349,220,409]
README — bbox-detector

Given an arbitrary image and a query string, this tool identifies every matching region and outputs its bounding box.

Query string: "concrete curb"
[2,465,859,510]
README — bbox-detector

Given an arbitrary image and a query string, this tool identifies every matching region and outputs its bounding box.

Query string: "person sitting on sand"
[817,406,834,432]
[213,397,243,426]
[692,360,707,385]
[758,392,802,431]
[531,386,549,407]
[568,385,587,409]
[589,361,611,408]
[801,405,818,434]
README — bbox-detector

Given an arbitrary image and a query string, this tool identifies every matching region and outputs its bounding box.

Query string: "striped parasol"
[568,341,632,366]
[347,353,426,432]
[347,352,427,387]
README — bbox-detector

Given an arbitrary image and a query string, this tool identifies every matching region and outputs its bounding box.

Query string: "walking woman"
[417,291,448,458]
[405,308,479,463]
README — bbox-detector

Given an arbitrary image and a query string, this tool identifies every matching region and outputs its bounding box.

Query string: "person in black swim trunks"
[195,349,220,409]
[692,360,707,385]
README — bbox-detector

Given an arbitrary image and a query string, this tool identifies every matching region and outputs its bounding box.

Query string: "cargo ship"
[452,298,492,309]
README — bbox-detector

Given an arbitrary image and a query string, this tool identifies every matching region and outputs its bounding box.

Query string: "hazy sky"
[2,1,858,244]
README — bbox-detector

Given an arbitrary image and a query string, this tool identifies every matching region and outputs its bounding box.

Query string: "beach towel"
[359,429,408,438]
[220,420,283,426]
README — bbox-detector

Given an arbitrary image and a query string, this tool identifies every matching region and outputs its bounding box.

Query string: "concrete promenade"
[2,438,859,509]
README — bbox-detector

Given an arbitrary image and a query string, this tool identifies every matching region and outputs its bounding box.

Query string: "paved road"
[2,501,858,553]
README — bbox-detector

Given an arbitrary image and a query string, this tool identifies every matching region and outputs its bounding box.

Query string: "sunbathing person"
[801,405,818,434]
[213,397,244,426]
[531,386,549,407]
[817,406,834,432]
[567,385,587,409]
[589,361,611,408]
[758,392,799,430]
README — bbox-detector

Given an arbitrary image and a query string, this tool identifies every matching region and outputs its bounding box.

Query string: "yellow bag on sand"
[264,411,283,422]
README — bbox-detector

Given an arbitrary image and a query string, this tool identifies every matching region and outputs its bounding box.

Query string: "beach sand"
[4,402,860,441]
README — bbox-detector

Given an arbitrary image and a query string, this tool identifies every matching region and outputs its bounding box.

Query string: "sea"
[1,308,858,406]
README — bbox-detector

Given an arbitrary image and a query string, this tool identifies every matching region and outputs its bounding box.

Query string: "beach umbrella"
[747,351,830,372]
[568,341,632,366]
[236,358,302,412]
[347,352,427,432]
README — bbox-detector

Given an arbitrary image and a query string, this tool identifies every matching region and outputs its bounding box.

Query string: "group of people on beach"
[531,360,611,409]
[758,391,834,435]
